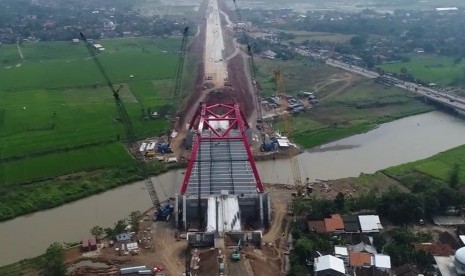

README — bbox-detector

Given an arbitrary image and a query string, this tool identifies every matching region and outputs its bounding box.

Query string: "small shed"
[89,237,97,251]
[81,239,89,251]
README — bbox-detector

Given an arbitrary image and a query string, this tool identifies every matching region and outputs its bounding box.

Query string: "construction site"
[67,0,308,275]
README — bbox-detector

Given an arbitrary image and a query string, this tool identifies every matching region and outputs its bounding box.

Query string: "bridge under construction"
[175,102,270,246]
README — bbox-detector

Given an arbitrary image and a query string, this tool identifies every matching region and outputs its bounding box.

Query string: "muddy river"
[2,111,465,266]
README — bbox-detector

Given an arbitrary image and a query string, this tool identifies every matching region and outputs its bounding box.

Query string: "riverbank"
[1,111,465,267]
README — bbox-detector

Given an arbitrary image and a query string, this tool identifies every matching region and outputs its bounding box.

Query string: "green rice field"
[380,54,465,86]
[0,37,191,220]
[384,144,465,184]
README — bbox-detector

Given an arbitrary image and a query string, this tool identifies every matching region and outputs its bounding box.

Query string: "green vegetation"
[256,58,433,148]
[380,54,465,86]
[384,144,465,184]
[276,29,354,43]
[0,242,66,276]
[0,37,192,221]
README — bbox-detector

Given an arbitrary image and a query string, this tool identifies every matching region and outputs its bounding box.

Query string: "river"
[2,111,465,266]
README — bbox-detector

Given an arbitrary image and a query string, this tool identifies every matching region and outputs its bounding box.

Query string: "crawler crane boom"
[80,33,160,207]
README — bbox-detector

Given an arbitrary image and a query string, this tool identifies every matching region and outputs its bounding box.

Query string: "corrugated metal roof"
[186,129,257,195]
[373,254,391,269]
[359,215,383,233]
[314,255,345,274]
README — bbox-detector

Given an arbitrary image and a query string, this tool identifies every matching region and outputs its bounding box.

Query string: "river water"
[2,111,465,266]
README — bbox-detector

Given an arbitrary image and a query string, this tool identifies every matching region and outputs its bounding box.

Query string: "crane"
[168,26,189,143]
[274,69,303,194]
[232,0,271,150]
[79,33,161,208]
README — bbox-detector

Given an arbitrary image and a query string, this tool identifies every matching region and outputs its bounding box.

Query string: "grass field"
[380,54,465,86]
[256,58,434,148]
[0,37,193,220]
[384,144,465,184]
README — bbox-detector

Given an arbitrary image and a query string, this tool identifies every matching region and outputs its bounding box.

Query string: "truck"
[120,266,148,275]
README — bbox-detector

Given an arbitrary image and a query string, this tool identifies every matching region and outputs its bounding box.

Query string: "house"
[358,215,383,233]
[349,242,377,255]
[72,38,80,44]
[439,231,461,250]
[372,254,391,272]
[343,215,361,233]
[314,255,346,276]
[89,237,97,251]
[349,252,372,267]
[334,246,349,265]
[325,214,344,233]
[81,238,89,252]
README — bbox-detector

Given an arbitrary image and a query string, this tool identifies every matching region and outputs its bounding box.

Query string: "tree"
[334,192,345,211]
[448,164,460,189]
[129,211,142,233]
[90,225,104,240]
[349,35,367,48]
[42,242,66,276]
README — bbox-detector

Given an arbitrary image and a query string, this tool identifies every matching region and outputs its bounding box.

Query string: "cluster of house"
[309,214,392,276]
[310,214,465,276]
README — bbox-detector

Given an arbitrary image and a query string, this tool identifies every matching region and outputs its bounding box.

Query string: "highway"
[323,57,465,113]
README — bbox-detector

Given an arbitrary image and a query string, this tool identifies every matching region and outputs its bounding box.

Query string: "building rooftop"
[314,255,345,274]
[325,214,344,232]
[334,246,348,257]
[349,252,372,267]
[343,215,361,233]
[358,215,383,233]
[373,254,391,269]
[349,242,377,255]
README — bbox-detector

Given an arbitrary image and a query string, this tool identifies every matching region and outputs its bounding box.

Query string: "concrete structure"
[314,255,345,276]
[176,103,270,244]
[204,0,228,86]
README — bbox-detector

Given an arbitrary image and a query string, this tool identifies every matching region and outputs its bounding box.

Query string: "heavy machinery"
[231,239,242,261]
[155,203,174,221]
[157,26,189,154]
[232,0,274,152]
[79,33,162,210]
[274,68,304,195]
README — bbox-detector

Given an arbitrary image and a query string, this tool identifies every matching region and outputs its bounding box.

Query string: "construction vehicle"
[232,0,273,152]
[80,33,165,212]
[260,139,277,152]
[162,26,189,153]
[157,143,173,154]
[231,239,242,261]
[154,203,174,221]
[274,68,304,195]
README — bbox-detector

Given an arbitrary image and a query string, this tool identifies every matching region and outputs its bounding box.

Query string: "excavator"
[231,239,242,261]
